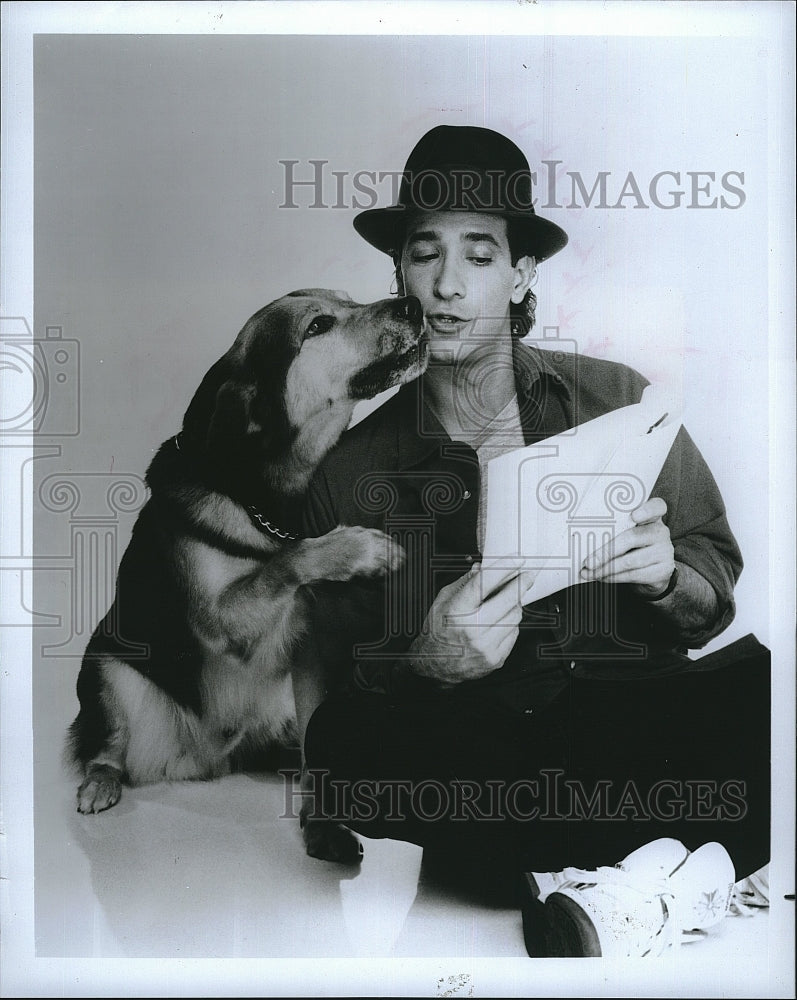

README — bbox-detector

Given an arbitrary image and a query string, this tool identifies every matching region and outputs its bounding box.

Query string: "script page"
[480,384,683,604]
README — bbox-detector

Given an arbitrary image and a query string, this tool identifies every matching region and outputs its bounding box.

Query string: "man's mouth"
[426,313,470,335]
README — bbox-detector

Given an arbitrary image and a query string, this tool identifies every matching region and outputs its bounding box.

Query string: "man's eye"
[410,251,438,263]
[305,315,335,338]
[469,256,494,265]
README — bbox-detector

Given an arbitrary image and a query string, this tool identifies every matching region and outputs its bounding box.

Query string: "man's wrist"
[405,642,460,689]
[636,561,724,644]
[640,565,679,602]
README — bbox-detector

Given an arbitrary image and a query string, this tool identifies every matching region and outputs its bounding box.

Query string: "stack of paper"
[480,384,683,604]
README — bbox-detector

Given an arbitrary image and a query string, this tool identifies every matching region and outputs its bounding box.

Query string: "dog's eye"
[305,315,335,339]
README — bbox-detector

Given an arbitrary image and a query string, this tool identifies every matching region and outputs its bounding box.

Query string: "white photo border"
[1,2,794,997]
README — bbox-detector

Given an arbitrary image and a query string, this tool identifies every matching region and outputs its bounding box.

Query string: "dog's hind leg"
[68,653,127,813]
[77,761,125,814]
[70,710,127,814]
[71,657,209,813]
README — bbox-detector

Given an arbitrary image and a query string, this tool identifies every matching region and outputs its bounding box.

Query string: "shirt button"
[463,489,472,500]
[465,554,474,564]
[553,603,561,614]
[524,708,534,715]
[569,660,576,670]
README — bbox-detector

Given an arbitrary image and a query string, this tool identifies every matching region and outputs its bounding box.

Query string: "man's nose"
[433,255,465,299]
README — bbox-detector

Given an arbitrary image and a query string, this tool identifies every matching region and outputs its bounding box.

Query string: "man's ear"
[390,252,407,297]
[511,255,536,304]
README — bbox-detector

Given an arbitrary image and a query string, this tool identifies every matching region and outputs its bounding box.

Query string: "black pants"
[304,635,770,887]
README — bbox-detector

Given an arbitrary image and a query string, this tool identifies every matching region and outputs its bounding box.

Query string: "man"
[300,126,770,957]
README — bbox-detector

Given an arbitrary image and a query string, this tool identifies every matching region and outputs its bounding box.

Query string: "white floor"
[23,658,793,997]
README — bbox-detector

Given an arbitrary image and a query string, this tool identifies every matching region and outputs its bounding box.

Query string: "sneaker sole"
[521,873,602,958]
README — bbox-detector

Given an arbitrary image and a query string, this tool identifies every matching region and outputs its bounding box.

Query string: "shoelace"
[729,869,770,917]
[561,863,672,896]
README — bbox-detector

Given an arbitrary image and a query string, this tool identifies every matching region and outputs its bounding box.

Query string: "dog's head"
[181,290,427,498]
[268,288,427,427]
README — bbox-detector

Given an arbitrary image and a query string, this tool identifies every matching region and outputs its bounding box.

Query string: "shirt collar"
[395,338,572,470]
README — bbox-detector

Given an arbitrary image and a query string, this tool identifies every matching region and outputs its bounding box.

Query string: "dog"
[66,289,427,863]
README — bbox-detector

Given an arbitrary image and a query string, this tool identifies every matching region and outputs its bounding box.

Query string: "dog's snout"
[393,296,423,325]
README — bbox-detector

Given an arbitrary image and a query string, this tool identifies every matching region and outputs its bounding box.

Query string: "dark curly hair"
[391,215,537,338]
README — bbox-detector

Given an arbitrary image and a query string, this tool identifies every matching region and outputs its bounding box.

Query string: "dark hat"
[353,125,568,262]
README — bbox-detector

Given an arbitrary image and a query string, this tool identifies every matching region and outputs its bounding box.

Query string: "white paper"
[480,384,683,604]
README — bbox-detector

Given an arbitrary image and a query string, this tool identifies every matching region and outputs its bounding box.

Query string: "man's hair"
[392,215,537,338]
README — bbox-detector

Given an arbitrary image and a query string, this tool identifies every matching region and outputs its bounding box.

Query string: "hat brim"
[353,205,568,263]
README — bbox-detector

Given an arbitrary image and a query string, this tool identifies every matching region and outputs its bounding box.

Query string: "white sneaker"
[522,839,736,958]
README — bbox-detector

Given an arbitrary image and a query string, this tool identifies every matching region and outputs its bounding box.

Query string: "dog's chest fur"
[178,535,303,745]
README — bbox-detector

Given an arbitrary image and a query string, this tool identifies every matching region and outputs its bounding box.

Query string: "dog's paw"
[302,816,363,865]
[76,766,123,814]
[327,526,405,580]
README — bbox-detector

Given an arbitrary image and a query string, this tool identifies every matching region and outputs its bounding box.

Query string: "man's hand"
[407,562,531,686]
[580,497,676,598]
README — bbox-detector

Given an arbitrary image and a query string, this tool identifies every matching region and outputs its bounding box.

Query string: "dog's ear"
[205,378,259,453]
[181,356,234,449]
[182,358,259,450]
[180,311,296,490]
[182,353,290,465]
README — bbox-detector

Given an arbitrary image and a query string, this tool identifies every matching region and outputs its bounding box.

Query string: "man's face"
[399,211,534,363]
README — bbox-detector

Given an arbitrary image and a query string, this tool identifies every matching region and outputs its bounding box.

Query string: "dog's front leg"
[292,637,363,865]
[285,525,405,588]
[211,527,402,641]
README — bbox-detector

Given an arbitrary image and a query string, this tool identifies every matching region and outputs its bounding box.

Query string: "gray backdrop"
[32,32,771,650]
[2,10,793,997]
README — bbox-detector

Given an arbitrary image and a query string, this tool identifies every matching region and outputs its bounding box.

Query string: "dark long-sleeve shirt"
[301,340,743,715]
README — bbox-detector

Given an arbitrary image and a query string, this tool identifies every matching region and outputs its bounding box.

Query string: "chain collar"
[244,505,298,542]
[172,434,299,542]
